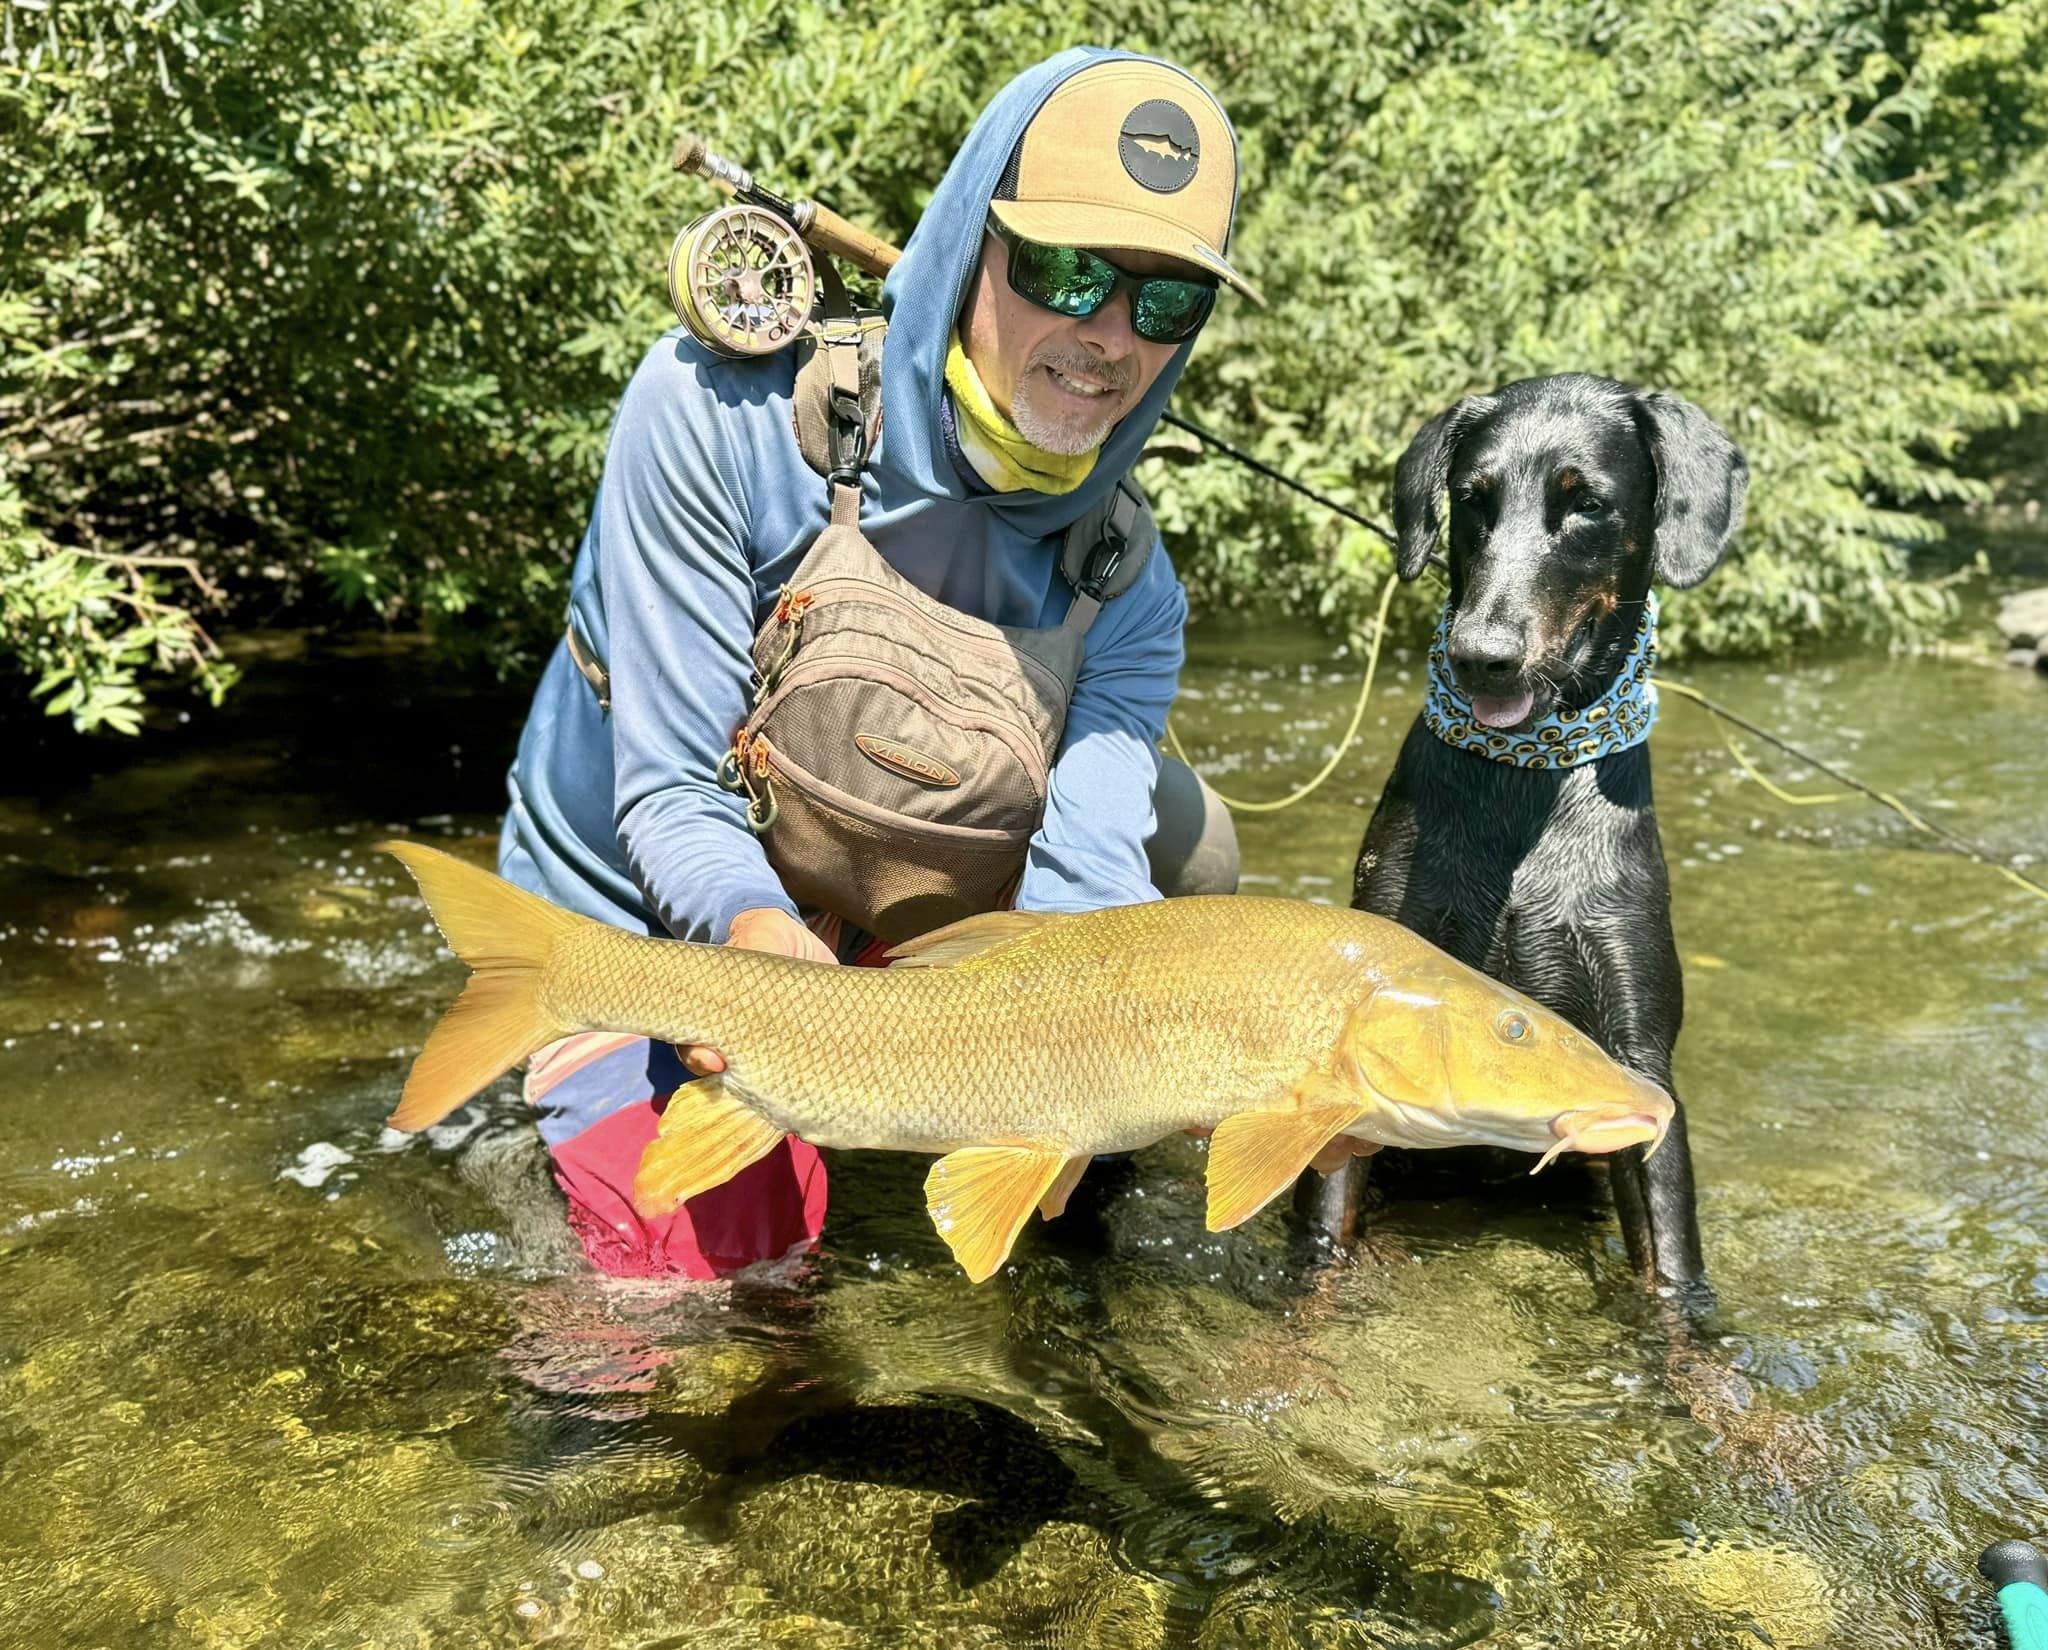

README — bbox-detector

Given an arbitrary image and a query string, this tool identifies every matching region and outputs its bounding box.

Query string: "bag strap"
[791,265,886,502]
[1058,474,1155,635]
[791,315,1156,631]
[565,617,611,712]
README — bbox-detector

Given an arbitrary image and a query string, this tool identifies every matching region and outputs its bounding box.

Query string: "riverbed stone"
[1997,586,2048,649]
[726,1473,1170,1644]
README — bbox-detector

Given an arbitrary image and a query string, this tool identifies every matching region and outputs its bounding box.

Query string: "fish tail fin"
[381,840,584,1131]
[633,1075,786,1217]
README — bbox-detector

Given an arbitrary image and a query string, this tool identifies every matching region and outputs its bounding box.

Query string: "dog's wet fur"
[1338,373,1748,1304]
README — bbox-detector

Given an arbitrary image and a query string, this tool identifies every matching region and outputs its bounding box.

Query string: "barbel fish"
[383,842,1673,1282]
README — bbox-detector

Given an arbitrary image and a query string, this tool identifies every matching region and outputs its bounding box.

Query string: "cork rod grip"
[799,203,902,278]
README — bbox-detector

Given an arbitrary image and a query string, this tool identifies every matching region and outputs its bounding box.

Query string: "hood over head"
[879,47,1248,538]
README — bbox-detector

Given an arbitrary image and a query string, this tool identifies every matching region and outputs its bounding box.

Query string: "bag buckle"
[1076,483,1141,601]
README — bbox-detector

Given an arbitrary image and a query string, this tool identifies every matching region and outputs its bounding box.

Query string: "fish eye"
[1495,1010,1535,1046]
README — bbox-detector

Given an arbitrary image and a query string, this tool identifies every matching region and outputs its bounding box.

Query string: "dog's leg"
[1291,1155,1361,1245]
[1297,770,1426,1250]
[1500,908,1711,1305]
[1607,1098,1709,1302]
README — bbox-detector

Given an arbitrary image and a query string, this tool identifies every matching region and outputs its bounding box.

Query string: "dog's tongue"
[1471,690,1535,729]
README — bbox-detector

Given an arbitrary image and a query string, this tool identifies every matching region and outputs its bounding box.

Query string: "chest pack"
[570,314,1156,943]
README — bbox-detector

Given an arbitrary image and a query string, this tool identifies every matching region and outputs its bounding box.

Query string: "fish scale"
[549,899,1370,1154]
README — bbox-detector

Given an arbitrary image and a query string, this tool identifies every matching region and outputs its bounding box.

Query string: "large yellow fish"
[383,842,1672,1282]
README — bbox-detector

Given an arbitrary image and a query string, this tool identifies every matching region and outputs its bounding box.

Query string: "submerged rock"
[1997,587,2048,672]
[729,1474,1169,1645]
[1658,1540,1838,1648]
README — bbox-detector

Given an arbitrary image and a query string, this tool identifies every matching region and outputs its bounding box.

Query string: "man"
[496,47,1258,1277]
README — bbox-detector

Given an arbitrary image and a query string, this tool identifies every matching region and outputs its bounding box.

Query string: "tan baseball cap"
[988,59,1262,305]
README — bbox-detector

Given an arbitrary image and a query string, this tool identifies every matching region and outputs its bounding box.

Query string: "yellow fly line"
[1652,675,2048,905]
[1164,600,2048,905]
[1164,568,1400,814]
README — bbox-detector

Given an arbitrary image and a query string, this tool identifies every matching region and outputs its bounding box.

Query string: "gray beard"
[1010,356,1134,454]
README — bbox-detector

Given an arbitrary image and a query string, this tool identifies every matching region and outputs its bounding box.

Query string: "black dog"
[1333,373,1747,1303]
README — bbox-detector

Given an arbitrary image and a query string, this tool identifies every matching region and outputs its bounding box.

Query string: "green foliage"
[0,474,236,733]
[4,0,2046,729]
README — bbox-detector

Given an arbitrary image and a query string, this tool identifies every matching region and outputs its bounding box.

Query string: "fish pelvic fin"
[1038,1155,1091,1222]
[381,841,583,1131]
[883,910,1057,970]
[924,1144,1068,1283]
[1206,1089,1369,1232]
[632,1075,786,1217]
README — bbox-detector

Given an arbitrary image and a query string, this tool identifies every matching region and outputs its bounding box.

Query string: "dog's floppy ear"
[1391,397,1486,581]
[1630,392,1749,588]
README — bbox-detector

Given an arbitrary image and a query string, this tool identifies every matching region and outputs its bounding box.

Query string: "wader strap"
[565,621,611,712]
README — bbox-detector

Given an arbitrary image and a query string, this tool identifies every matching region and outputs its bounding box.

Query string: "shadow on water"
[3,618,2047,1646]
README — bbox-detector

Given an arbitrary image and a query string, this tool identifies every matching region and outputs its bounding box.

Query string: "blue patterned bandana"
[1422,594,1659,769]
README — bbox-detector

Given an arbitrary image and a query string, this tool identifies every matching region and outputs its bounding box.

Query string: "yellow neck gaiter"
[943,333,1102,496]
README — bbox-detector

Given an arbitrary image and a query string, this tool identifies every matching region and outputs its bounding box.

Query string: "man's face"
[958,231,1189,455]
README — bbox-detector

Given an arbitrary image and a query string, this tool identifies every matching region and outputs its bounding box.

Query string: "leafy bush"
[4,0,2045,728]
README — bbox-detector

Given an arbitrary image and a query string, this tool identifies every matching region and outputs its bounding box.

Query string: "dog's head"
[1390,374,1747,730]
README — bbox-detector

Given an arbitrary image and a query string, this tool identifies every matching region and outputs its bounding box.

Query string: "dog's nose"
[1448,623,1526,686]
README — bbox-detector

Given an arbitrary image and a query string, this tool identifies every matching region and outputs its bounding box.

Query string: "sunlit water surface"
[2,619,2044,1648]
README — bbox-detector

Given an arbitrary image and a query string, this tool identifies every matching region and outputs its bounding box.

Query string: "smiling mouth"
[1043,364,1119,403]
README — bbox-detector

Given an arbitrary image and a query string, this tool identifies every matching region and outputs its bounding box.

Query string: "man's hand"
[678,907,837,1077]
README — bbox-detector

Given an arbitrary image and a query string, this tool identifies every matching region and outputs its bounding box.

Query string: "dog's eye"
[1572,494,1606,516]
[1495,1011,1535,1046]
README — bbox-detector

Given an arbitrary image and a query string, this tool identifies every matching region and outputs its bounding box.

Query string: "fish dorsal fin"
[1205,1079,1369,1233]
[632,1075,787,1219]
[883,910,1058,970]
[923,1143,1068,1282]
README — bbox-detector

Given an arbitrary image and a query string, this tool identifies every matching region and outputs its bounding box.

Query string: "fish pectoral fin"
[631,1075,786,1219]
[1205,1099,1369,1232]
[883,910,1057,970]
[1038,1155,1091,1221]
[924,1144,1068,1283]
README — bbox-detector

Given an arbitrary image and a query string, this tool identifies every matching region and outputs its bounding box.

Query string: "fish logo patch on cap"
[1119,99,1200,194]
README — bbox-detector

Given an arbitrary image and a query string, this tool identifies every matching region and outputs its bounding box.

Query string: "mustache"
[1026,345,1137,394]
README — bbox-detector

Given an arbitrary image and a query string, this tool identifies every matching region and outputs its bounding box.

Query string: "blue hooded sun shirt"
[499,47,1229,943]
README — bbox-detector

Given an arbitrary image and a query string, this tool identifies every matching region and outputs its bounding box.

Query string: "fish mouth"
[1530,1102,1671,1175]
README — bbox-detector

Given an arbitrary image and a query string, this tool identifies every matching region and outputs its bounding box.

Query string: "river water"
[2,617,2044,1648]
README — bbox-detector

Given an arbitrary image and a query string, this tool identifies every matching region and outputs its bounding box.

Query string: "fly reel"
[665,134,904,360]
[667,203,817,359]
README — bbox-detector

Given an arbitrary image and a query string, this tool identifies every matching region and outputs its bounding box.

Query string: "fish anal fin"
[924,1144,1067,1282]
[632,1075,786,1218]
[883,910,1057,970]
[1206,1094,1368,1232]
[1038,1155,1091,1221]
